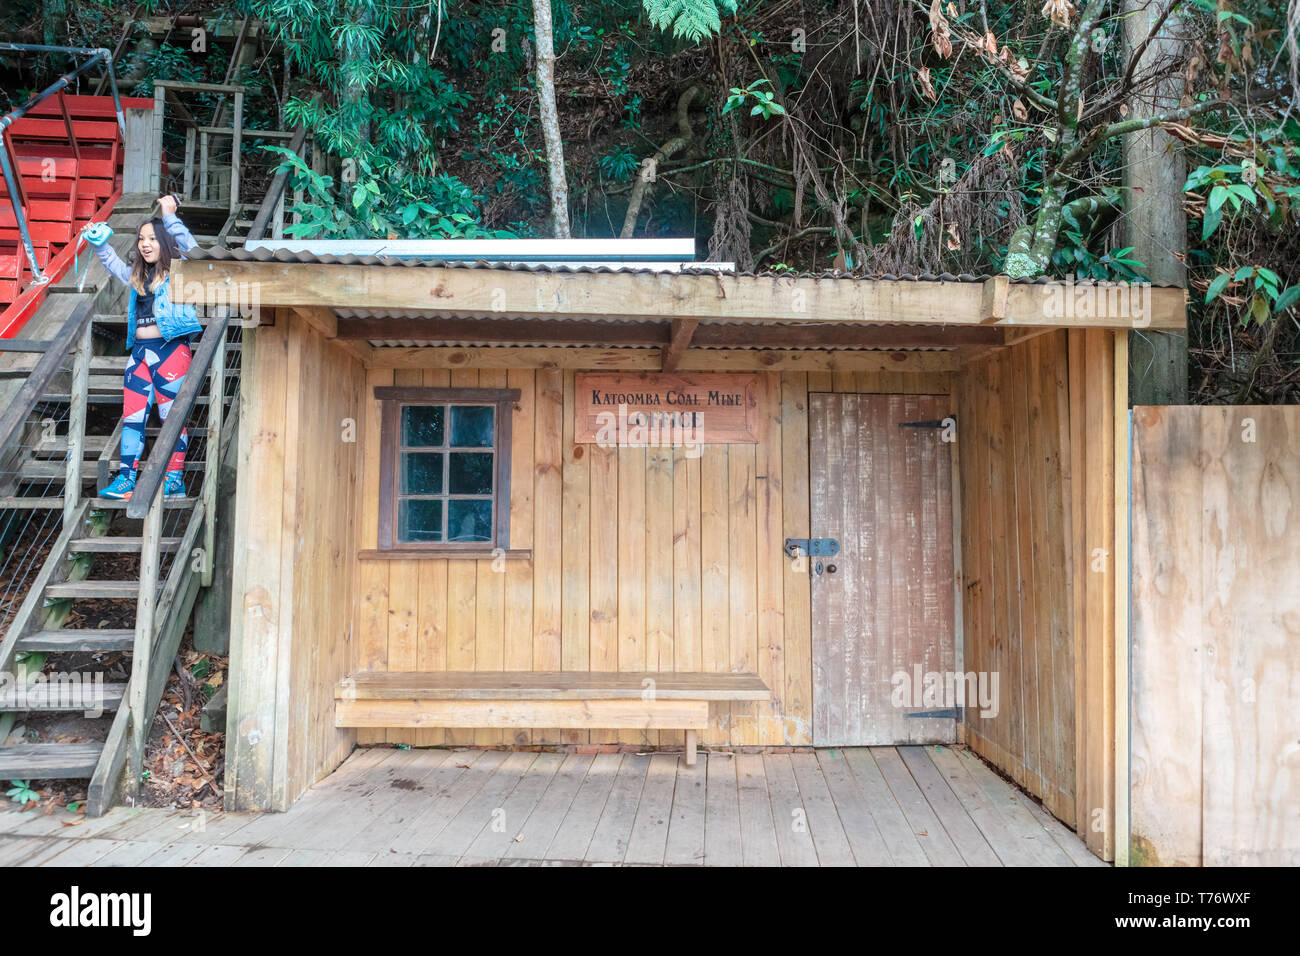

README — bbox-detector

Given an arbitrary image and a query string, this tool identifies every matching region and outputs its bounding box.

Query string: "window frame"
[374,386,520,553]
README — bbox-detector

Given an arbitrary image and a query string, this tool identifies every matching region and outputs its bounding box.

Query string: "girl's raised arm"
[161,212,198,254]
[156,195,197,254]
[88,235,132,284]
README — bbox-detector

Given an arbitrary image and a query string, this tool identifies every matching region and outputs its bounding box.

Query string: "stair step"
[17,629,135,652]
[69,537,183,553]
[0,682,125,712]
[39,392,207,405]
[33,427,209,457]
[45,580,139,599]
[19,460,205,482]
[0,496,198,510]
[90,496,198,510]
[0,355,128,379]
[0,743,104,778]
[32,434,112,458]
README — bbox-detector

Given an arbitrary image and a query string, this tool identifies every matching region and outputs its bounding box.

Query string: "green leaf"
[1206,272,1232,303]
[1202,204,1223,240]
[1250,294,1270,324]
[1273,286,1300,312]
[1208,185,1229,214]
[1233,265,1255,282]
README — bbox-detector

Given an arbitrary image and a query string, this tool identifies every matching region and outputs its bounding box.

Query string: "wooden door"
[809,393,956,746]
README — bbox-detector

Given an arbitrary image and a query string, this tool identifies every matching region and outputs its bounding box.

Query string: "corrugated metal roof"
[186,245,1182,286]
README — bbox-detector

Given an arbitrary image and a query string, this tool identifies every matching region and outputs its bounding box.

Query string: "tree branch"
[620,86,700,238]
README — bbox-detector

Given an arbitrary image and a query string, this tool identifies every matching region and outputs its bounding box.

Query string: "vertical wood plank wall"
[226,311,364,810]
[955,329,1119,860]
[354,361,952,750]
[1130,406,1300,866]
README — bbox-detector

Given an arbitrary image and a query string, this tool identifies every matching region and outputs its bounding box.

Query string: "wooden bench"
[334,671,772,766]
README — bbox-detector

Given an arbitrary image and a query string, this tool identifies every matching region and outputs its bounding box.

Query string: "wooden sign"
[575,372,759,445]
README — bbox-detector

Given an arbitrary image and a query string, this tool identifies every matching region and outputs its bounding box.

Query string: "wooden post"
[201,331,226,587]
[199,130,209,203]
[126,491,163,804]
[182,126,195,201]
[1113,331,1131,865]
[150,84,164,195]
[229,91,243,216]
[63,323,92,527]
[685,729,697,766]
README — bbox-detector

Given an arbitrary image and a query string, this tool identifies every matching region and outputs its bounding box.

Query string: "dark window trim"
[375,386,520,553]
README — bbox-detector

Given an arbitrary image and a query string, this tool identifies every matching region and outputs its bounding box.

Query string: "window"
[375,387,519,552]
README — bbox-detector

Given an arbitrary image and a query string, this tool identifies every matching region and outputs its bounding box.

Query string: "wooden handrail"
[126,310,232,518]
[246,119,309,242]
[0,297,96,452]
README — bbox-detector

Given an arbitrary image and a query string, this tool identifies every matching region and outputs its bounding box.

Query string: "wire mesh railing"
[0,398,73,633]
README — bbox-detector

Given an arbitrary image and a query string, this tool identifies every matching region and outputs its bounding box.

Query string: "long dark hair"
[130,218,176,294]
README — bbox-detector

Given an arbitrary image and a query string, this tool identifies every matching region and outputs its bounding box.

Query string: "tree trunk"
[1123,1,1189,404]
[532,0,571,238]
[43,0,67,50]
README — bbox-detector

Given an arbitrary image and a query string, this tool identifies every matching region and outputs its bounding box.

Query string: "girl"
[81,195,204,500]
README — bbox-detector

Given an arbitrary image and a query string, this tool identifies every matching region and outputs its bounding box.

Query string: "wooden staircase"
[0,300,236,813]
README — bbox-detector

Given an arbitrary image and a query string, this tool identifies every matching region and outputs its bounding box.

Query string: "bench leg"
[685,729,697,767]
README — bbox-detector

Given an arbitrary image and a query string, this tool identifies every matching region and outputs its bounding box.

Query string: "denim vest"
[126,273,202,348]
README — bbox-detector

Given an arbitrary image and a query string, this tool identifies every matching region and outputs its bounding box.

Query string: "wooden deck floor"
[0,746,1103,866]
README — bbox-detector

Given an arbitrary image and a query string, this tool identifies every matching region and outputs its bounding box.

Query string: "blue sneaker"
[99,470,136,500]
[163,470,187,499]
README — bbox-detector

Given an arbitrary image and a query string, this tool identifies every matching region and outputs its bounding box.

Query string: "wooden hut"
[175,240,1184,862]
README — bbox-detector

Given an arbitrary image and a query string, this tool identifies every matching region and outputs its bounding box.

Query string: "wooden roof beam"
[173,259,1186,329]
[662,319,699,372]
[290,305,372,365]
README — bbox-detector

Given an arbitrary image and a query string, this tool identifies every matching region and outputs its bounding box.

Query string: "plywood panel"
[1129,404,1203,866]
[1131,405,1300,866]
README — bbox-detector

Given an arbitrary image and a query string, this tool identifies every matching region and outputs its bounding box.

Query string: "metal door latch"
[785,538,840,558]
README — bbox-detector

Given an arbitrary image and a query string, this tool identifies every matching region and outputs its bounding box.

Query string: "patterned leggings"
[121,337,192,472]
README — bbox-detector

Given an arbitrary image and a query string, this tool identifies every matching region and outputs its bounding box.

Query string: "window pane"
[399,499,443,542]
[402,405,445,447]
[450,405,494,447]
[401,452,443,495]
[447,499,492,542]
[448,452,493,495]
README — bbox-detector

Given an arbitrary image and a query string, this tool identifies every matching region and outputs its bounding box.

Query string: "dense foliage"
[1,0,1297,400]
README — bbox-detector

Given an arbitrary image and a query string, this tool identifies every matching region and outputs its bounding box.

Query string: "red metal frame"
[0,94,151,337]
